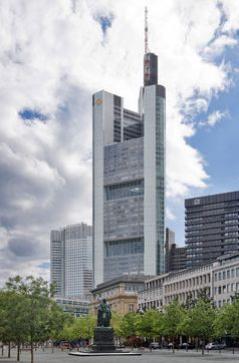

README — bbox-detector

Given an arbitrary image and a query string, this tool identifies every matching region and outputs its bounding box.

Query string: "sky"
[0,0,239,284]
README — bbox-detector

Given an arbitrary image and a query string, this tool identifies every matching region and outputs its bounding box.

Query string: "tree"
[182,298,216,355]
[111,312,123,338]
[162,299,186,352]
[72,315,96,340]
[137,309,164,341]
[214,298,239,351]
[4,275,61,363]
[118,312,140,339]
[0,289,29,360]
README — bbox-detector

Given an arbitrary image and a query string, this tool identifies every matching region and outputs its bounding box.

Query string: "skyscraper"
[165,227,187,272]
[185,191,239,268]
[93,18,166,286]
[50,223,93,300]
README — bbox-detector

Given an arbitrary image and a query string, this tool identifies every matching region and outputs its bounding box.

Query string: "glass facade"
[105,179,144,201]
[93,51,166,285]
[105,238,144,256]
[155,88,165,273]
[185,191,239,268]
[50,223,93,300]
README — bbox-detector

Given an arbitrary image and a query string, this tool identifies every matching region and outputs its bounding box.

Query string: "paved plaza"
[1,349,239,363]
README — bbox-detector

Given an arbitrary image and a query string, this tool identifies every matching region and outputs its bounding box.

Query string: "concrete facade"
[138,253,239,310]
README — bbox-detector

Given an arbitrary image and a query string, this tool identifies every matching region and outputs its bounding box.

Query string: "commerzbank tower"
[92,9,166,286]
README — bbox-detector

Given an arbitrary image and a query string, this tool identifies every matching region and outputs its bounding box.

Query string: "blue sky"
[168,39,239,245]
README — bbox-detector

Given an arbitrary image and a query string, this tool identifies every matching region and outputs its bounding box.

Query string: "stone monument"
[92,298,115,352]
[69,297,141,356]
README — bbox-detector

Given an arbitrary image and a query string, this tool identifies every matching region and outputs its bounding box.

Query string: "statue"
[97,298,111,327]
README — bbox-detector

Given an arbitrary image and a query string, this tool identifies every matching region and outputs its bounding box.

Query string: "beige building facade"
[138,253,239,310]
[91,275,146,315]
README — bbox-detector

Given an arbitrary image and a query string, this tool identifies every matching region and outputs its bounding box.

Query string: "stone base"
[92,327,115,352]
[69,351,142,357]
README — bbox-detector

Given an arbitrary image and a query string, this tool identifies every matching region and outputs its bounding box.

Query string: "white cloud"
[199,110,229,128]
[0,0,238,282]
[166,207,176,221]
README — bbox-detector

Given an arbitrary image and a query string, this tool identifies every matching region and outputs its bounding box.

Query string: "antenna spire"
[144,6,148,54]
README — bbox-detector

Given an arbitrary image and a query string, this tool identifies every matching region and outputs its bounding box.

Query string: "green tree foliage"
[0,275,68,363]
[71,315,96,340]
[118,312,140,338]
[181,298,216,354]
[214,297,239,340]
[137,309,164,340]
[0,289,29,360]
[162,299,186,349]
[111,312,123,337]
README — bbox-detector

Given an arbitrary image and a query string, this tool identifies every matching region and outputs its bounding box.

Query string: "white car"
[205,342,226,350]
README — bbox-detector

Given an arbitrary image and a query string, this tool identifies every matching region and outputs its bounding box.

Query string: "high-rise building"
[50,223,93,300]
[165,228,187,272]
[185,191,239,268]
[93,35,166,285]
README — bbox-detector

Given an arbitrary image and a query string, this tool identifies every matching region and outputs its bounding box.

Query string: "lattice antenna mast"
[144,6,148,54]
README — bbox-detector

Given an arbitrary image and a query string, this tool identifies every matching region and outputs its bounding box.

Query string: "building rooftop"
[92,274,151,293]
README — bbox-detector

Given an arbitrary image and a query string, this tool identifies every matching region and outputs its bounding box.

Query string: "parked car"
[178,342,195,349]
[167,342,174,349]
[149,342,160,349]
[205,342,226,350]
[59,341,72,349]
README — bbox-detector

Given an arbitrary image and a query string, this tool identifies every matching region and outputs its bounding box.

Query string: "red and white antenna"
[144,6,148,54]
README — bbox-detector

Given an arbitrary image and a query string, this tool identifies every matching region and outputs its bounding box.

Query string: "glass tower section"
[93,51,166,285]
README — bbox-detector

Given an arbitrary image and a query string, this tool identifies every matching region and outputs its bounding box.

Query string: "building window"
[105,238,144,257]
[105,179,144,201]
[128,304,134,312]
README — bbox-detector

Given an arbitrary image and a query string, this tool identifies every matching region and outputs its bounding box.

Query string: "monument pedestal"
[69,327,142,356]
[92,327,116,352]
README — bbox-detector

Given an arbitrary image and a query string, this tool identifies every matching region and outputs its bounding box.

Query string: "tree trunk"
[195,337,199,351]
[1,344,3,356]
[17,342,20,362]
[8,342,11,358]
[30,341,34,363]
[201,339,205,356]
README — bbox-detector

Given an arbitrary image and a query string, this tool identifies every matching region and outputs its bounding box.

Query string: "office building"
[93,36,166,285]
[50,223,93,300]
[54,297,89,317]
[165,228,187,272]
[138,273,170,310]
[185,191,239,268]
[138,253,239,309]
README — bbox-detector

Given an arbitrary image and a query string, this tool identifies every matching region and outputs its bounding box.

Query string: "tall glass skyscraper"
[50,223,93,300]
[93,50,166,286]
